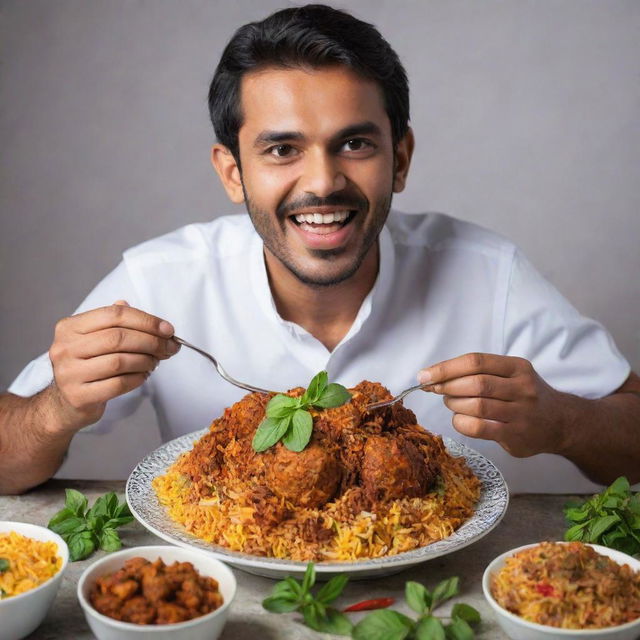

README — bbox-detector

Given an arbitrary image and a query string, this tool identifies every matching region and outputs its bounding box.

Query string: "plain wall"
[2,0,639,479]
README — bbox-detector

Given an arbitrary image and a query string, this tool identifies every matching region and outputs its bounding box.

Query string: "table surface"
[2,480,574,639]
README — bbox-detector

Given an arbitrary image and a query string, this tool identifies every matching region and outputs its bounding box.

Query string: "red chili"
[535,582,556,597]
[344,597,396,612]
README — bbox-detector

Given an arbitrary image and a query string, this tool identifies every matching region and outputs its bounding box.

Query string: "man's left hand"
[418,353,568,457]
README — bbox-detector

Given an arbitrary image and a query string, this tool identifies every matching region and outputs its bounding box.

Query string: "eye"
[341,138,373,153]
[268,144,297,158]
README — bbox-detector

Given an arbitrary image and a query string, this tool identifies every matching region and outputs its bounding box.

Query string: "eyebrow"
[253,121,383,149]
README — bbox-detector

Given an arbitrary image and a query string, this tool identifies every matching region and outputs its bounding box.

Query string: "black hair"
[208,4,410,160]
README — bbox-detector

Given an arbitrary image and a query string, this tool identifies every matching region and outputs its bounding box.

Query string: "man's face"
[231,65,404,287]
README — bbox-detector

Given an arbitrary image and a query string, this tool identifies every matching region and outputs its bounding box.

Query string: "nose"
[299,150,346,197]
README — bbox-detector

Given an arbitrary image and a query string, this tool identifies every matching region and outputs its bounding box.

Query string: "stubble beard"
[243,186,392,288]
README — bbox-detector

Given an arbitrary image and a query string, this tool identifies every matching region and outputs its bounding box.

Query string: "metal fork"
[365,383,431,411]
[172,336,275,395]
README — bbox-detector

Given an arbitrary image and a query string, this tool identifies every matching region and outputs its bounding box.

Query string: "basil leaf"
[316,574,349,604]
[49,516,87,537]
[301,562,316,594]
[64,488,88,517]
[451,603,481,625]
[445,617,474,640]
[88,494,110,519]
[302,602,322,630]
[68,531,96,562]
[415,615,446,640]
[352,610,414,640]
[0,558,9,573]
[262,595,300,613]
[270,580,295,599]
[314,383,351,409]
[608,476,630,496]
[252,417,290,452]
[564,504,592,523]
[588,514,621,540]
[104,516,134,529]
[405,580,431,614]
[282,409,313,452]
[113,500,132,519]
[432,576,459,607]
[266,394,299,419]
[315,607,353,636]
[47,507,75,530]
[99,528,122,552]
[284,576,303,598]
[564,522,588,541]
[306,371,329,403]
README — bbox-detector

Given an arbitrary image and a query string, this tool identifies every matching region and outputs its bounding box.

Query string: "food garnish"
[262,565,481,639]
[564,476,640,556]
[47,489,133,561]
[252,370,351,453]
[0,558,9,573]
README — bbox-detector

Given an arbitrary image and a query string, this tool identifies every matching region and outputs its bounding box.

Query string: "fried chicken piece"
[156,601,190,624]
[361,434,435,501]
[265,442,342,508]
[121,595,156,624]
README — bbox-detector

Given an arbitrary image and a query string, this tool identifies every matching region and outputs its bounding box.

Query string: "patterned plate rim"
[126,429,509,573]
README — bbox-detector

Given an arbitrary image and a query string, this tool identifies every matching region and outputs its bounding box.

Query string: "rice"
[491,541,640,629]
[0,531,63,599]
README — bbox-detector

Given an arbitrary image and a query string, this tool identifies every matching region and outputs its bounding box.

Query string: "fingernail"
[114,300,130,306]
[166,340,180,355]
[159,321,174,336]
[417,369,432,385]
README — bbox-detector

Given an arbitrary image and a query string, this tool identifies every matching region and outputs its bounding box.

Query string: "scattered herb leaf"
[252,371,352,453]
[47,489,133,561]
[0,558,9,573]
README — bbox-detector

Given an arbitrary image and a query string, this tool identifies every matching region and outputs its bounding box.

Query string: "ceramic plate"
[126,430,509,579]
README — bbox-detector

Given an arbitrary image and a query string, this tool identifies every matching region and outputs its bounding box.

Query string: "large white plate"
[126,429,509,579]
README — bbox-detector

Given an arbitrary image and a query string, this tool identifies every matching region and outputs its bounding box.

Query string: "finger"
[82,373,150,404]
[429,374,521,401]
[451,413,505,441]
[80,353,159,383]
[418,353,525,385]
[59,303,174,338]
[114,299,130,306]
[71,327,180,360]
[443,395,515,422]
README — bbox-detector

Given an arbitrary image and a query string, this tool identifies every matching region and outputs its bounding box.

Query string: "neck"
[264,244,380,352]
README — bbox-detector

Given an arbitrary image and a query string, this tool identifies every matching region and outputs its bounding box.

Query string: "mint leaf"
[306,371,329,403]
[252,417,290,452]
[352,609,414,640]
[282,409,313,452]
[405,581,431,614]
[415,616,446,640]
[266,394,299,419]
[314,383,351,409]
[64,488,88,517]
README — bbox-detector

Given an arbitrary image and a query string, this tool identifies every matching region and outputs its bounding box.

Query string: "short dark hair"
[208,4,410,160]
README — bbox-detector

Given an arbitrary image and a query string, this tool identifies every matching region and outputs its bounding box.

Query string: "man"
[1,5,638,495]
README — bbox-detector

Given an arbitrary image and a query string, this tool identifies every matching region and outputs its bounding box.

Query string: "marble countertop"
[2,480,573,639]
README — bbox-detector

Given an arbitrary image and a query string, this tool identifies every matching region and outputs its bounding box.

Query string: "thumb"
[114,300,130,307]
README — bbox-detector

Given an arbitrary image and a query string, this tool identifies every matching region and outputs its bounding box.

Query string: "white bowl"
[482,542,640,640]
[77,545,236,640]
[0,521,69,640]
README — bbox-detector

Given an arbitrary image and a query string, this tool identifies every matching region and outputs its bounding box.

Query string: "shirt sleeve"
[503,249,630,398]
[7,261,148,433]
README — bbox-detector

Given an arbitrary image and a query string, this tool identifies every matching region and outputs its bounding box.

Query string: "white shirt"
[9,212,630,493]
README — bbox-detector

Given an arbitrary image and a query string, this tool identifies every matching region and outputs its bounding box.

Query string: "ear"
[392,127,415,193]
[211,144,244,203]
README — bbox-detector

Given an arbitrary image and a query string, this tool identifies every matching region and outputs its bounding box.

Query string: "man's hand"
[48,300,180,433]
[417,353,568,457]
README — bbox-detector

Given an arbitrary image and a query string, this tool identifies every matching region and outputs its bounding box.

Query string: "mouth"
[288,209,357,236]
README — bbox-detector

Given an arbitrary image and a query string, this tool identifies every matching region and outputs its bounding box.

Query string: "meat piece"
[111,579,139,600]
[176,578,203,611]
[90,593,124,620]
[142,572,171,603]
[361,435,435,501]
[265,443,342,508]
[121,595,156,624]
[156,601,190,624]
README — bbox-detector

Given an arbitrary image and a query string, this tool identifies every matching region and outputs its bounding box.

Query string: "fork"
[172,336,276,395]
[365,383,431,411]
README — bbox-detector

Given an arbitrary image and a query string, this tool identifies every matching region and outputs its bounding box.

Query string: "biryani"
[0,531,63,599]
[491,541,640,629]
[153,380,480,561]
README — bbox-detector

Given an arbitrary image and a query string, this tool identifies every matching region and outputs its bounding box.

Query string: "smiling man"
[1,4,639,495]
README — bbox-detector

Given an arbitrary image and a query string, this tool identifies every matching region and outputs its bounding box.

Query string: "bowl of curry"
[77,545,236,640]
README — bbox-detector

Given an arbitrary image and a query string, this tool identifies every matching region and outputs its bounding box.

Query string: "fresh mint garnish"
[252,371,351,453]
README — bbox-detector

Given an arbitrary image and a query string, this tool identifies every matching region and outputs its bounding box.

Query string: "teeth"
[294,211,350,224]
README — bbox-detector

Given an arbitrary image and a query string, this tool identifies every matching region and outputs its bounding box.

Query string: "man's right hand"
[47,300,180,432]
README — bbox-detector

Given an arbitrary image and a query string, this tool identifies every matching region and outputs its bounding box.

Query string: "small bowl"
[0,521,69,640]
[482,542,640,640]
[77,545,236,640]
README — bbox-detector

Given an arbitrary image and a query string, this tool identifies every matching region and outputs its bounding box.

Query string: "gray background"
[2,0,639,479]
